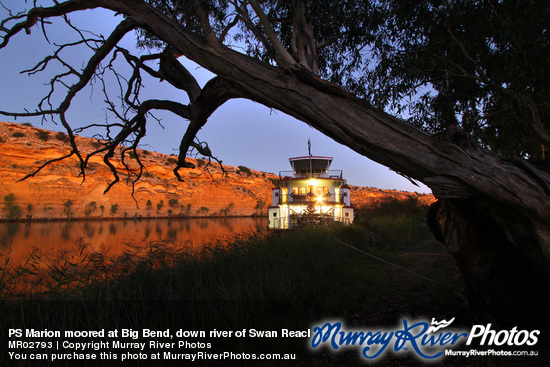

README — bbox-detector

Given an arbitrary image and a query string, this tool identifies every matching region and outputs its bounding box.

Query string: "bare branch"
[0,3,27,33]
[61,12,104,51]
[0,14,138,188]
[18,152,75,182]
[230,1,274,57]
[220,15,239,43]
[246,0,297,68]
[22,37,100,77]
[0,0,100,48]
[174,77,244,180]
[57,19,136,112]
[189,0,217,44]
[0,108,58,118]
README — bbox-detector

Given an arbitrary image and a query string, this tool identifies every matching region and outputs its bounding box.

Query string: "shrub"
[63,199,73,219]
[7,205,20,220]
[3,193,20,221]
[168,198,179,207]
[22,122,33,127]
[237,165,252,176]
[55,131,68,141]
[221,203,234,215]
[85,202,97,217]
[36,130,51,141]
[12,131,25,138]
[167,157,178,165]
[358,197,425,218]
[198,206,209,214]
[268,177,279,186]
[110,204,118,215]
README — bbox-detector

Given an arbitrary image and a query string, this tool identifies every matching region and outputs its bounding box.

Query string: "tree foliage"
[366,0,550,161]
[0,0,548,201]
[3,193,20,221]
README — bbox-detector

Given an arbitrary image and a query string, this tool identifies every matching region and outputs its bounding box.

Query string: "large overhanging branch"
[99,0,550,222]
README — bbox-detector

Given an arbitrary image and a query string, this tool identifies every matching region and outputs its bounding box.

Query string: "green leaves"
[367,0,550,161]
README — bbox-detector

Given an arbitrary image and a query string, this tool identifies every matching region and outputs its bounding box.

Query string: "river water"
[0,217,268,265]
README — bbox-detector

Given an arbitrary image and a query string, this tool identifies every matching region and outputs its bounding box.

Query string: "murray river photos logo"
[309,318,540,361]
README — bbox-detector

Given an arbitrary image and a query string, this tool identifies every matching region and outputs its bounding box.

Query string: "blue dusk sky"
[0,3,430,193]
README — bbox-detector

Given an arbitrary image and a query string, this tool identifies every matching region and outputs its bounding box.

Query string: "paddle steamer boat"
[268,154,354,229]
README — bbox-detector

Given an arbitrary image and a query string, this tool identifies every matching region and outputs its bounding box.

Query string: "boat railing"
[278,170,343,179]
[276,193,347,205]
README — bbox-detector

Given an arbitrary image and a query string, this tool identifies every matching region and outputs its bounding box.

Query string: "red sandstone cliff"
[0,121,434,221]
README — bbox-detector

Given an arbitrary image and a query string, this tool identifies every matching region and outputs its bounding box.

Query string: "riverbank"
[1,199,547,366]
[0,213,268,224]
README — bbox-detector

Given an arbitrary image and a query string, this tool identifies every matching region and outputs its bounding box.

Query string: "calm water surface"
[0,217,268,264]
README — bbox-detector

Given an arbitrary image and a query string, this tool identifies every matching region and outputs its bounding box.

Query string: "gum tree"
[3,193,20,221]
[1,0,549,324]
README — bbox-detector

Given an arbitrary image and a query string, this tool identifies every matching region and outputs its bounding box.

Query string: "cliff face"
[0,121,434,221]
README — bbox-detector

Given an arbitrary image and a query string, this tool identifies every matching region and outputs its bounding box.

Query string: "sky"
[0,2,430,193]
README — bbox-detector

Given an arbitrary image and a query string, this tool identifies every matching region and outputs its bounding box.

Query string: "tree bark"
[428,198,550,326]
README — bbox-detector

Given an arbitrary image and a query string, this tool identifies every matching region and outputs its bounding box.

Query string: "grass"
[1,200,543,366]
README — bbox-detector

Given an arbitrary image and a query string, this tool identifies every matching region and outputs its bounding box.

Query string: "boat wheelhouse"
[268,155,354,229]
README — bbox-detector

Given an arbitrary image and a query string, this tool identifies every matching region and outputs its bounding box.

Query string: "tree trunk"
[428,198,550,327]
[104,1,550,325]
